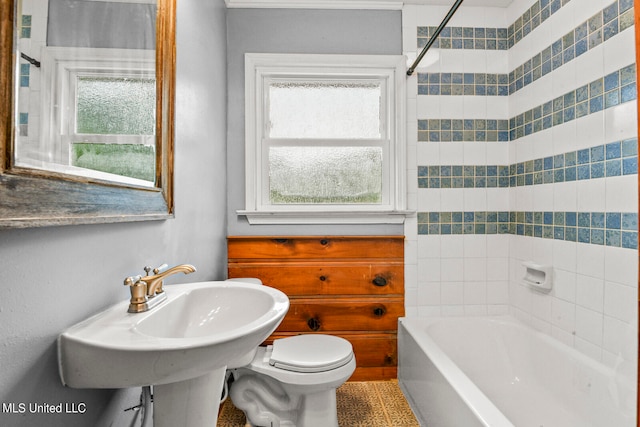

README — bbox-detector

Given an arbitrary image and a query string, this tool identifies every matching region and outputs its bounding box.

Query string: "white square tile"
[463,142,486,164]
[605,102,638,143]
[418,235,441,259]
[441,235,464,258]
[441,305,464,316]
[463,281,487,305]
[575,111,605,150]
[576,179,606,212]
[605,175,638,213]
[486,188,510,211]
[486,258,509,281]
[417,141,441,165]
[439,142,465,164]
[575,306,604,346]
[604,246,638,286]
[463,189,487,210]
[486,235,509,258]
[486,280,509,304]
[603,28,636,76]
[418,257,441,282]
[440,188,465,211]
[463,235,487,258]
[551,297,576,333]
[464,305,488,316]
[464,258,487,281]
[553,181,578,212]
[441,281,464,305]
[532,238,554,266]
[530,289,553,321]
[418,282,441,306]
[552,240,577,272]
[576,274,605,313]
[602,315,636,360]
[441,257,464,282]
[604,281,636,323]
[405,263,418,290]
[576,243,606,279]
[553,269,577,303]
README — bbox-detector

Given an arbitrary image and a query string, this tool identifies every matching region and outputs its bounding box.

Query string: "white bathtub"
[398,316,635,427]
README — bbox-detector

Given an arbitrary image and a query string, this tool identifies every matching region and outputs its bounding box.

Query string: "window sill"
[237,210,415,225]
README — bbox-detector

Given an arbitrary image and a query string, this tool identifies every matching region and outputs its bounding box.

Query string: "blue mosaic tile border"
[418,26,509,50]
[418,65,637,142]
[418,138,638,188]
[21,15,31,39]
[418,119,509,142]
[18,112,28,137]
[417,0,573,51]
[508,0,572,48]
[416,2,634,99]
[417,72,509,96]
[418,63,636,113]
[417,210,639,249]
[510,64,636,140]
[509,0,634,95]
[20,63,30,87]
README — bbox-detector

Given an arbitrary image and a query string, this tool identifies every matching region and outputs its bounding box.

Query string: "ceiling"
[406,0,513,6]
[225,0,514,9]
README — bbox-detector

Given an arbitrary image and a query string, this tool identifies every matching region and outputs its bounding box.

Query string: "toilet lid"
[269,335,353,373]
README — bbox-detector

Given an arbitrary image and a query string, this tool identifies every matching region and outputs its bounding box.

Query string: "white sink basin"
[58,280,289,389]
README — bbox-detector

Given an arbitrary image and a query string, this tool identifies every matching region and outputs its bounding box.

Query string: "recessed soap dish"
[521,261,552,291]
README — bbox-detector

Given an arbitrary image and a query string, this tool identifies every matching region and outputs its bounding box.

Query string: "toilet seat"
[269,335,353,373]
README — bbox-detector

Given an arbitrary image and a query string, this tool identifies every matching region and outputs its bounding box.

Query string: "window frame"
[20,47,156,187]
[240,53,408,225]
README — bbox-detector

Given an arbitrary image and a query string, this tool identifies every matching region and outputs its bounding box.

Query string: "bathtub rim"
[399,315,515,427]
[399,314,636,427]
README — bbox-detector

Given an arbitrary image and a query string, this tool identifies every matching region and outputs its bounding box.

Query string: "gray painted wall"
[0,0,228,426]
[48,0,156,49]
[226,8,404,236]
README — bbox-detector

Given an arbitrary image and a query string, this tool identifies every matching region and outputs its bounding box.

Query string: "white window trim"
[239,53,409,225]
[24,47,154,185]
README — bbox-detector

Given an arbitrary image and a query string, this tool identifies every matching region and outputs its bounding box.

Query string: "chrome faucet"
[123,263,196,313]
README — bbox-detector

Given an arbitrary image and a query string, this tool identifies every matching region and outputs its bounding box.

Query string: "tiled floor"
[217,380,420,427]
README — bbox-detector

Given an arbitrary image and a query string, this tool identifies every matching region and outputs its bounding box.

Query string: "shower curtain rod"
[406,0,465,76]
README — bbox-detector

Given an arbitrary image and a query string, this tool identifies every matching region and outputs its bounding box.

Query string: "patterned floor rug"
[217,380,420,427]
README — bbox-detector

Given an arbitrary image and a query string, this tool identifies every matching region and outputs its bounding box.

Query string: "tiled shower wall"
[403,0,638,366]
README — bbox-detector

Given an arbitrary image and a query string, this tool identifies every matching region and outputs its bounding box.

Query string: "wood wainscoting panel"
[227,236,405,381]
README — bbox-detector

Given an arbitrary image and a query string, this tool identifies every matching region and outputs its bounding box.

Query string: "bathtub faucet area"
[123,263,196,313]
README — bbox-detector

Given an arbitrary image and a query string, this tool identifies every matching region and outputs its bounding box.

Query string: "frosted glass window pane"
[269,146,382,204]
[71,143,155,182]
[268,82,382,139]
[76,76,155,135]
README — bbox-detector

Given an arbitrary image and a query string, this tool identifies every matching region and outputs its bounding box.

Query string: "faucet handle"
[153,263,169,274]
[124,275,143,286]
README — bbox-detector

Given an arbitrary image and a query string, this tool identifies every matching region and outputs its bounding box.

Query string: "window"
[241,53,407,224]
[15,47,156,187]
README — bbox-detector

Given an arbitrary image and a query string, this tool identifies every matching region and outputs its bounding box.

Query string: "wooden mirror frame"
[0,0,176,228]
[636,1,640,425]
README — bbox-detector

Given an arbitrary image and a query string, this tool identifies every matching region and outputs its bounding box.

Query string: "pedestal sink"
[58,280,289,427]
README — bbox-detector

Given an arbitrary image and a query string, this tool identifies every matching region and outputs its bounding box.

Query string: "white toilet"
[226,277,356,427]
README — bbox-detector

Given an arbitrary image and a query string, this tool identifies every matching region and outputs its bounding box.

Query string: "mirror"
[0,0,175,228]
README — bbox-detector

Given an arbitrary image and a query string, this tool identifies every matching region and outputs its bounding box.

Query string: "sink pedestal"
[154,367,227,427]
